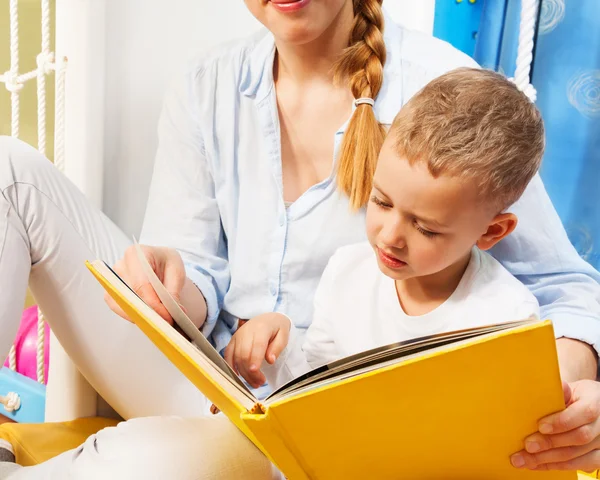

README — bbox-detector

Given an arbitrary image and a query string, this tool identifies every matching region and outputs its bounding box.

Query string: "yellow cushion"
[0,417,119,466]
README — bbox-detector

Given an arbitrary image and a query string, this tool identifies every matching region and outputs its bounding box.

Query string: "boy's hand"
[224,313,291,388]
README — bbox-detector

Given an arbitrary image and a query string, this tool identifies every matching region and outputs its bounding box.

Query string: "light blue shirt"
[141,12,600,364]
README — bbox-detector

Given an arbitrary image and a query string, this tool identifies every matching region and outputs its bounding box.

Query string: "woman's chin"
[272,23,325,46]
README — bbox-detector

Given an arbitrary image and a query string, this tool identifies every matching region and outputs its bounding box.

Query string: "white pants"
[0,137,277,479]
[1,416,278,479]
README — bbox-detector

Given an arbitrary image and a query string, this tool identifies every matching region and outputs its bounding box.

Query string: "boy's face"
[366,139,503,282]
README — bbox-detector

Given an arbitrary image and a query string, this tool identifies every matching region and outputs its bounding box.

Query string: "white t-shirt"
[265,242,540,390]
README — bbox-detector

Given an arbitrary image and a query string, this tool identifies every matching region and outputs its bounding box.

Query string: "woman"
[0,0,599,477]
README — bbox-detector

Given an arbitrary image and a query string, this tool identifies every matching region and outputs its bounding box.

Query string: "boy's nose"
[380,223,407,250]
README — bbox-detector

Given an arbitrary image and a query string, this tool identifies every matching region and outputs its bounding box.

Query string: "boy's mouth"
[377,248,407,270]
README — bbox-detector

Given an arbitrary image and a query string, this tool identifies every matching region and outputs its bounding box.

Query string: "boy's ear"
[476,213,518,251]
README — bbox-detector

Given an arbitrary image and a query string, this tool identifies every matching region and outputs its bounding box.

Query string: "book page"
[267,318,537,403]
[90,260,256,409]
[132,241,246,390]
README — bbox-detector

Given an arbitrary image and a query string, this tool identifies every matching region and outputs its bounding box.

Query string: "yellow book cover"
[87,258,576,480]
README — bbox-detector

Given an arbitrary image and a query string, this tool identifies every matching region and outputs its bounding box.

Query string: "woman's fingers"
[537,399,599,437]
[104,291,128,320]
[160,249,186,303]
[534,448,600,472]
[513,437,600,471]
[135,283,173,324]
[513,380,600,471]
[105,245,186,324]
[525,419,600,453]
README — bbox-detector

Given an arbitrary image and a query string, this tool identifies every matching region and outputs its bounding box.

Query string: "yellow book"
[86,258,576,480]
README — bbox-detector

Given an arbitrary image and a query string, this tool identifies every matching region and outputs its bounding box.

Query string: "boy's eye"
[413,221,438,238]
[370,195,392,209]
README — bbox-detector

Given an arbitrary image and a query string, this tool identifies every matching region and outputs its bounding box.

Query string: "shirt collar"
[239,29,276,101]
[240,7,405,124]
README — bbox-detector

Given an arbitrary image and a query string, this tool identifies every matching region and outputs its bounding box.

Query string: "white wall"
[102,0,434,235]
[102,0,261,235]
[386,0,434,35]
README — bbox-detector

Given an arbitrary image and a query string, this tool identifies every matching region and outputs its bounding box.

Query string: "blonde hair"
[392,68,545,211]
[334,0,386,210]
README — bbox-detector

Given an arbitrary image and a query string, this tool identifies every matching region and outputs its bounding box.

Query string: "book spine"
[242,410,312,480]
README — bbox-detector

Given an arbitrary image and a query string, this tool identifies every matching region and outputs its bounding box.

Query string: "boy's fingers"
[231,340,242,375]
[249,333,270,372]
[265,329,289,364]
[234,338,255,383]
[237,362,263,388]
[224,340,235,369]
[247,370,266,389]
[238,361,265,388]
[236,332,254,366]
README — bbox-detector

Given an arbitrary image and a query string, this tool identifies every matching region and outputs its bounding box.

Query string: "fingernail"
[539,423,553,434]
[249,364,257,372]
[526,441,541,453]
[511,454,525,468]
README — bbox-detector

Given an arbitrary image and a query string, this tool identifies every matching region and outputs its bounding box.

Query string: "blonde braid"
[334,0,386,210]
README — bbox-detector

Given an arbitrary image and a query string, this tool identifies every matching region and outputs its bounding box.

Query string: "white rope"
[9,0,21,137]
[33,0,53,384]
[0,392,21,413]
[37,0,53,156]
[36,309,45,383]
[0,0,63,119]
[1,0,69,387]
[53,56,68,173]
[8,346,16,372]
[512,0,540,102]
[41,0,51,68]
[36,52,48,168]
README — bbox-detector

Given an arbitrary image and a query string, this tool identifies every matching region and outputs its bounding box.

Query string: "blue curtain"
[530,1,600,268]
[435,0,600,269]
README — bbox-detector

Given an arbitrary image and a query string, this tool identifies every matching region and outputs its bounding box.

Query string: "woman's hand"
[224,313,291,388]
[105,245,188,324]
[511,380,600,472]
[511,339,600,472]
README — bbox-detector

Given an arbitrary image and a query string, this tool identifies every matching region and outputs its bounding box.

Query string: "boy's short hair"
[391,67,545,211]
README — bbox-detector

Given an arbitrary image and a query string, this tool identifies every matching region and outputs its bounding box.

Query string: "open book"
[87,252,575,480]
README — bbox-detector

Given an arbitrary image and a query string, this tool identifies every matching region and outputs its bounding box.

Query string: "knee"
[0,136,55,190]
[71,416,278,480]
[0,136,36,157]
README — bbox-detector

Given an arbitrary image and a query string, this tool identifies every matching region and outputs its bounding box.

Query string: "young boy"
[224,67,545,391]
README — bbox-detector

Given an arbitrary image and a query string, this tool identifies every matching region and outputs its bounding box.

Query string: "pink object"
[3,305,50,384]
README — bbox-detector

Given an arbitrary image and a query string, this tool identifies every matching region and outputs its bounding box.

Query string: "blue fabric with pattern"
[435,0,600,268]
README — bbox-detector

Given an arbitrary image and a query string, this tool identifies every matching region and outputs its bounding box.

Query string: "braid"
[334,0,386,209]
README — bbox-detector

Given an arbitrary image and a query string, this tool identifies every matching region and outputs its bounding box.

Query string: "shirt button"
[278,214,285,226]
[270,284,277,296]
